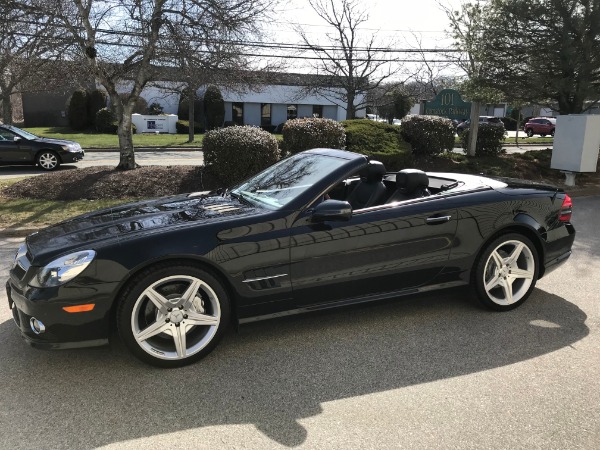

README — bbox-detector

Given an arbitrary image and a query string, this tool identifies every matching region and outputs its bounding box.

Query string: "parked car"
[0,124,84,171]
[524,117,556,137]
[456,116,505,134]
[7,149,575,367]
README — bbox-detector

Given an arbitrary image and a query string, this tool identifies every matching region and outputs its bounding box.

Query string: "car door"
[0,128,32,163]
[289,197,457,308]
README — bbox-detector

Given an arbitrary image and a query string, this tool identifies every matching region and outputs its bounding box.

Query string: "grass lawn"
[24,127,204,148]
[0,177,134,229]
[24,127,284,149]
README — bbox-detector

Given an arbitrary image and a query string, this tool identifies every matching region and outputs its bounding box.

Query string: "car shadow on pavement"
[0,287,588,448]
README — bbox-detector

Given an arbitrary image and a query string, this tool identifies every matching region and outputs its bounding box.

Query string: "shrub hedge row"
[460,124,506,156]
[400,115,455,156]
[281,118,346,154]
[203,126,280,186]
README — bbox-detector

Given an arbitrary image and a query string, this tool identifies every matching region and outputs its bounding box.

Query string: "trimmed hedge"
[364,151,413,171]
[204,85,225,131]
[95,108,115,133]
[203,126,280,186]
[400,115,455,156]
[88,90,107,126]
[341,119,412,170]
[460,123,506,156]
[282,118,345,154]
[342,119,401,154]
[95,107,136,134]
[176,120,204,134]
[68,90,89,130]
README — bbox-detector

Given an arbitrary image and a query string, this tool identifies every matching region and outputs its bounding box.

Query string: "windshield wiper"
[229,191,251,206]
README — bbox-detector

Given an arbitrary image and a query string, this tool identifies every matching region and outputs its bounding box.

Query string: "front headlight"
[63,143,82,152]
[30,250,96,288]
[14,244,27,264]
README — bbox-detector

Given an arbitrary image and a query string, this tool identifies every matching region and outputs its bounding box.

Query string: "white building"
[113,73,365,128]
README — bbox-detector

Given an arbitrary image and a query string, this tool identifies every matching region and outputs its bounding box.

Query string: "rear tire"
[117,263,230,368]
[526,128,534,137]
[551,129,555,137]
[473,233,539,311]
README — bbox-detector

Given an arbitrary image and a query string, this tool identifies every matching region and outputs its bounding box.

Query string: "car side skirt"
[238,280,468,324]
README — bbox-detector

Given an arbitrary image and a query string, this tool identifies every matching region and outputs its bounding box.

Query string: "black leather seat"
[346,161,387,210]
[387,169,430,203]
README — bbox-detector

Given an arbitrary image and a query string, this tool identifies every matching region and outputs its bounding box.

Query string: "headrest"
[396,169,429,193]
[359,161,386,182]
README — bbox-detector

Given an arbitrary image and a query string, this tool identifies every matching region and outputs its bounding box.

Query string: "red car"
[524,117,556,137]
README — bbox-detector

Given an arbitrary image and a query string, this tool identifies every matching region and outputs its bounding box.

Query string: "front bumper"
[61,149,85,163]
[6,279,109,350]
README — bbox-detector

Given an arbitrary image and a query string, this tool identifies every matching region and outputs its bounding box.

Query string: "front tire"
[37,151,60,171]
[473,234,539,311]
[526,128,534,137]
[117,264,230,368]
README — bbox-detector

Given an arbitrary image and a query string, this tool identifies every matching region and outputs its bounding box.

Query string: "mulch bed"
[1,166,220,201]
[2,151,599,201]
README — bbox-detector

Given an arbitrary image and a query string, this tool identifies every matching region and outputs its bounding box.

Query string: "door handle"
[426,215,452,224]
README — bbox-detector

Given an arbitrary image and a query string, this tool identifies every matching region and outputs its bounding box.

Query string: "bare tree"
[43,0,271,170]
[0,1,68,124]
[297,0,399,120]
[404,33,457,101]
[157,9,276,142]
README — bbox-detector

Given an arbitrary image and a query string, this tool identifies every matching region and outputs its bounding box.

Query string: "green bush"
[87,90,107,126]
[203,85,225,131]
[95,108,136,134]
[364,151,413,171]
[176,120,204,134]
[203,126,280,186]
[113,94,148,115]
[178,92,204,124]
[460,123,506,156]
[68,89,89,130]
[95,108,115,133]
[282,118,345,154]
[147,102,164,115]
[400,115,455,156]
[341,119,401,154]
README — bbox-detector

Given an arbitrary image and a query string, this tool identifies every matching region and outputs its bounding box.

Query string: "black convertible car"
[7,149,575,367]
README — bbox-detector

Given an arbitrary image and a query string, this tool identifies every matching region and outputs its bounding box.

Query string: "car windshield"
[2,125,39,140]
[230,152,350,210]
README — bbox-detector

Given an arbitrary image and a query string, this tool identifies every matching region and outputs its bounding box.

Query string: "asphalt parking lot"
[0,196,598,449]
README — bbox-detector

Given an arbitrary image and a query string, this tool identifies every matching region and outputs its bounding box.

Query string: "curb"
[84,147,203,152]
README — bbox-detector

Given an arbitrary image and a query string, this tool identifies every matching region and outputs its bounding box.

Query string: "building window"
[313,105,323,118]
[287,104,297,120]
[261,103,271,127]
[232,102,244,125]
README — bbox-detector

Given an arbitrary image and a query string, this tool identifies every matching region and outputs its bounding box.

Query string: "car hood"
[26,193,257,264]
[33,137,80,148]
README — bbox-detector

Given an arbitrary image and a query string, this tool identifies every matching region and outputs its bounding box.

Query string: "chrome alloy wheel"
[38,152,58,170]
[131,275,221,360]
[483,240,535,306]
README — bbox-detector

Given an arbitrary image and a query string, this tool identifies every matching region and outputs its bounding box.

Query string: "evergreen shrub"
[282,118,345,154]
[400,115,455,156]
[203,126,280,186]
[460,123,506,156]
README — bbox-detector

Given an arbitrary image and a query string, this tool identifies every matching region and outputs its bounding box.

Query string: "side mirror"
[311,199,352,222]
[13,136,21,143]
